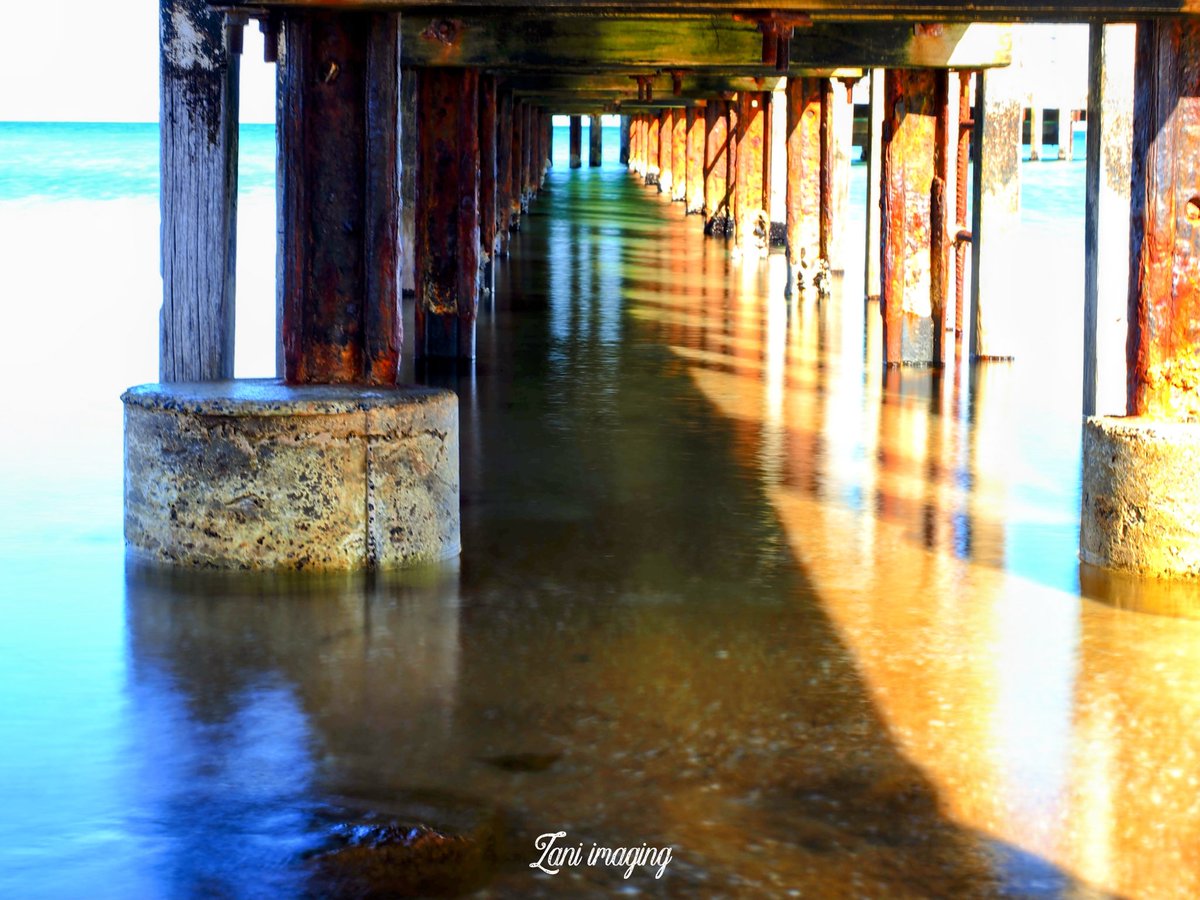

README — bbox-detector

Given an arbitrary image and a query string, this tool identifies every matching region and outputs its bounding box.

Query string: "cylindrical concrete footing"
[1081,416,1200,578]
[123,380,460,570]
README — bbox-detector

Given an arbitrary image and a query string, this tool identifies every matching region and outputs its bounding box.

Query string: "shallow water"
[1,125,1199,897]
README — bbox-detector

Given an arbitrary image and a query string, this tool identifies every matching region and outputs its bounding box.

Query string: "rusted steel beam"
[416,66,480,360]
[735,91,768,256]
[480,74,498,262]
[160,0,239,382]
[589,114,603,165]
[881,69,939,367]
[703,100,733,235]
[669,107,686,201]
[569,114,582,168]
[646,110,661,184]
[496,88,514,255]
[954,71,971,352]
[785,77,825,290]
[279,12,401,384]
[686,106,705,214]
[658,110,674,195]
[1127,19,1200,420]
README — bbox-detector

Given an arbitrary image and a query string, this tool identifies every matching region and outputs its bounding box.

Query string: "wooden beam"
[220,2,1200,24]
[160,0,239,382]
[279,11,402,384]
[393,17,1010,71]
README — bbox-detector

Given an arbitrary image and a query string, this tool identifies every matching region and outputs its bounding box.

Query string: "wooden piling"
[881,69,939,366]
[1057,107,1073,160]
[703,101,733,235]
[590,114,603,166]
[864,69,884,302]
[278,12,402,384]
[735,91,768,257]
[785,77,825,289]
[496,89,514,255]
[400,67,417,296]
[659,110,674,196]
[569,115,582,168]
[954,72,972,352]
[1126,18,1200,420]
[620,115,631,165]
[646,111,660,185]
[416,67,480,360]
[1083,24,1134,417]
[672,108,688,201]
[159,0,239,382]
[970,64,1022,360]
[818,80,834,268]
[1029,106,1044,161]
[686,106,705,214]
[829,79,855,271]
[930,71,952,354]
[479,75,498,263]
[509,100,523,228]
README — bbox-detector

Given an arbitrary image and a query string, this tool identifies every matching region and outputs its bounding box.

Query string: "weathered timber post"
[686,106,705,214]
[279,12,402,384]
[633,115,644,175]
[496,89,514,256]
[160,0,239,382]
[954,72,972,353]
[129,9,460,571]
[401,67,417,297]
[785,77,826,291]
[646,111,660,185]
[768,90,787,246]
[818,80,834,272]
[479,75,498,296]
[509,101,523,228]
[970,64,1022,360]
[703,100,732,236]
[1029,106,1044,161]
[658,110,674,196]
[829,79,855,272]
[735,91,768,258]
[672,108,688,201]
[569,115,582,168]
[930,71,953,355]
[1081,19,1200,578]
[1083,23,1135,417]
[864,69,884,303]
[589,114,603,166]
[881,70,939,366]
[521,103,533,206]
[619,115,631,165]
[416,67,480,360]
[1057,107,1073,160]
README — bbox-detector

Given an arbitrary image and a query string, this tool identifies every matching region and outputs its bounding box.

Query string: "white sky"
[1,2,276,123]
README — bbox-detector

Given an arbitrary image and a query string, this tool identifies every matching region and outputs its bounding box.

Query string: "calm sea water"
[7,120,1197,898]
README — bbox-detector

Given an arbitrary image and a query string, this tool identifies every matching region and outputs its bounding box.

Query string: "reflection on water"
[2,159,1200,897]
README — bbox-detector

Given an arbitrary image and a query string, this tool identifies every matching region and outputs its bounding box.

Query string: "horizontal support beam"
[506,71,862,99]
[218,2,1200,23]
[379,17,1010,70]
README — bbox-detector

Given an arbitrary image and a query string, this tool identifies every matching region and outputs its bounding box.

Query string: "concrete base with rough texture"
[1081,416,1200,578]
[123,379,460,570]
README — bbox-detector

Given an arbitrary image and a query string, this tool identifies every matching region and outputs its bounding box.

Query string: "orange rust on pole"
[479,74,497,262]
[735,91,767,255]
[496,88,513,255]
[881,69,940,367]
[819,79,834,263]
[569,115,582,168]
[1127,19,1200,419]
[522,102,533,205]
[672,108,687,201]
[509,100,523,229]
[703,100,732,235]
[658,110,673,195]
[727,97,740,231]
[785,77,825,290]
[278,11,401,385]
[415,66,480,360]
[955,71,972,354]
[930,70,951,364]
[646,111,660,185]
[686,106,705,214]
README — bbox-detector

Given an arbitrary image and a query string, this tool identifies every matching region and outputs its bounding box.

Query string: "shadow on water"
[122,166,1122,897]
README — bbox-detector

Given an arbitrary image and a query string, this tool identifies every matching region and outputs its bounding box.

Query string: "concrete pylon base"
[123,380,460,571]
[1081,416,1200,578]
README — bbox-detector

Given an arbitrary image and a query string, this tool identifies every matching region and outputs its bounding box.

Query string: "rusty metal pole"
[735,91,767,257]
[785,77,825,291]
[278,12,402,384]
[930,71,952,363]
[415,67,480,360]
[881,69,940,367]
[703,100,732,236]
[686,105,705,214]
[479,74,498,284]
[727,98,740,233]
[521,103,533,205]
[818,80,834,269]
[658,110,674,196]
[646,111,660,185]
[509,100,523,229]
[619,115,630,165]
[1126,19,1200,419]
[954,72,972,354]
[633,115,644,175]
[672,107,687,201]
[496,89,513,256]
[864,69,885,303]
